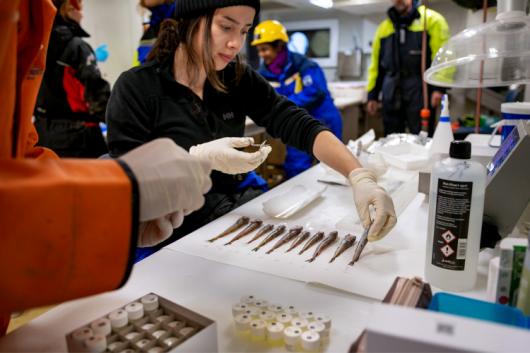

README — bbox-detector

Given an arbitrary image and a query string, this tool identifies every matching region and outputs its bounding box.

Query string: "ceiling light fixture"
[309,0,333,9]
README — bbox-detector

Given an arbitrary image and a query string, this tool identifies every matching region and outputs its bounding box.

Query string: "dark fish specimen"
[224,219,263,245]
[208,216,249,243]
[298,232,325,255]
[266,226,303,254]
[307,231,338,263]
[329,234,356,263]
[285,231,311,253]
[252,225,287,252]
[349,224,372,266]
[247,224,274,244]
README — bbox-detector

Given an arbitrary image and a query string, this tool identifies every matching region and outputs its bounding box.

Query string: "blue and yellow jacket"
[258,51,340,122]
[367,5,450,103]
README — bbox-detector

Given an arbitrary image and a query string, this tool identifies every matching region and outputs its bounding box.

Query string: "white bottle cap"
[178,327,195,338]
[125,302,144,321]
[284,305,298,317]
[167,320,185,331]
[308,322,328,339]
[259,310,276,322]
[135,339,152,350]
[124,331,141,341]
[440,94,450,119]
[250,319,267,338]
[291,318,308,330]
[315,314,332,330]
[234,313,252,331]
[276,313,293,326]
[152,330,167,340]
[163,337,180,348]
[232,303,248,317]
[142,323,156,332]
[155,315,172,324]
[299,311,315,322]
[266,322,285,341]
[267,304,284,313]
[147,347,165,353]
[240,295,257,305]
[243,307,259,319]
[301,331,320,351]
[252,299,269,310]
[84,334,107,353]
[90,318,111,336]
[140,294,159,312]
[283,326,302,350]
[108,309,128,329]
[72,327,94,342]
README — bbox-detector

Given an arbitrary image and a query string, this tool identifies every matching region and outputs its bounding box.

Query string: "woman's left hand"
[348,168,397,242]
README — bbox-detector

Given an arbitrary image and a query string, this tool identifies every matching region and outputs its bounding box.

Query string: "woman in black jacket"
[35,0,109,158]
[107,0,397,254]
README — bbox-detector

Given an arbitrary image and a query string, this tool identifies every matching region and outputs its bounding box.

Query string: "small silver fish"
[285,231,311,253]
[298,232,325,255]
[252,225,286,252]
[208,216,249,243]
[266,226,303,254]
[247,224,274,244]
[329,234,356,263]
[307,231,338,263]
[224,219,263,245]
[349,224,372,266]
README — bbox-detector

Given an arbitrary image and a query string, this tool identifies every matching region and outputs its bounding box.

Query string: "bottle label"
[432,178,473,271]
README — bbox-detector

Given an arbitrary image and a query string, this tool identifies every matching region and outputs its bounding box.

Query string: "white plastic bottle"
[429,94,454,158]
[425,141,486,291]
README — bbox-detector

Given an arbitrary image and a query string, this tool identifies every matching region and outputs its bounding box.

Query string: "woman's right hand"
[189,137,271,175]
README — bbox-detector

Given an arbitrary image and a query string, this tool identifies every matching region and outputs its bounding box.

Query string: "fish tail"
[348,261,355,266]
[252,247,259,252]
[306,258,315,263]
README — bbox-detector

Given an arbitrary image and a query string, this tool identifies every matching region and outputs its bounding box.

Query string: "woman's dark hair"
[148,12,245,93]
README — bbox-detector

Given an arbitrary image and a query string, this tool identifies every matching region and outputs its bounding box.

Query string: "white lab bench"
[0,165,489,352]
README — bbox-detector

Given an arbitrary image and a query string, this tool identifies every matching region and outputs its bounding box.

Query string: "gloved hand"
[138,210,185,247]
[189,137,271,175]
[348,168,397,242]
[120,138,212,222]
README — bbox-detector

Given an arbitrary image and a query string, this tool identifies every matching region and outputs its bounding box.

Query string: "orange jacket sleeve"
[0,0,138,321]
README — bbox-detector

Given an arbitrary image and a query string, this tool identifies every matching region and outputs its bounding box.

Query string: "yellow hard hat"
[251,20,289,46]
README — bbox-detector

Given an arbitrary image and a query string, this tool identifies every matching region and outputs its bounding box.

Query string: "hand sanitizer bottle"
[425,141,486,291]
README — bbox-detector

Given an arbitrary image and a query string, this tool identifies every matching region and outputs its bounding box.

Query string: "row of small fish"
[208,216,362,264]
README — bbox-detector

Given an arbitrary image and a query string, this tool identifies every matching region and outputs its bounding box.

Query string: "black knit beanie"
[174,0,260,19]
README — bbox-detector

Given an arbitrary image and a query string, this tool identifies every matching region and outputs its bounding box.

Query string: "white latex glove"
[189,137,271,175]
[120,138,212,222]
[137,210,186,248]
[348,168,397,242]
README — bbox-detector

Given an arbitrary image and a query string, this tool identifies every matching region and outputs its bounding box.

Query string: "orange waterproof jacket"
[0,0,138,334]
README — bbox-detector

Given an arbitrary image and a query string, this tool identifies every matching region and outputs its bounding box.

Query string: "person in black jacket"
[35,0,110,158]
[106,0,397,255]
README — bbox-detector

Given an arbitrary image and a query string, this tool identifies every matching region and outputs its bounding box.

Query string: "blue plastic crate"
[429,292,529,329]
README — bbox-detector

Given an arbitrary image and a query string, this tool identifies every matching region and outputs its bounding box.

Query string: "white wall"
[81,0,144,86]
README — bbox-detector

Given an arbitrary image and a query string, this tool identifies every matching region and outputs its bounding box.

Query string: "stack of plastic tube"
[232,295,331,352]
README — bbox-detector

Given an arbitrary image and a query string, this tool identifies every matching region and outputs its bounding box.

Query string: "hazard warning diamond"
[442,230,456,243]
[441,245,454,258]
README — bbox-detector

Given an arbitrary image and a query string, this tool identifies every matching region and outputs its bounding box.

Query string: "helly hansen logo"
[222,112,235,120]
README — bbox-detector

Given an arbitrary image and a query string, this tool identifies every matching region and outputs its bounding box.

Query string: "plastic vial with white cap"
[301,331,321,352]
[425,140,486,291]
[429,94,454,158]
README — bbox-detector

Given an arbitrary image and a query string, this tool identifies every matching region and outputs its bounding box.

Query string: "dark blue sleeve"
[287,66,327,111]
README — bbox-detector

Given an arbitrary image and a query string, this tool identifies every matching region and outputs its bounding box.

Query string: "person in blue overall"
[252,20,343,178]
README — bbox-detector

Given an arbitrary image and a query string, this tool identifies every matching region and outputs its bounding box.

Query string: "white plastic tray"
[262,184,327,219]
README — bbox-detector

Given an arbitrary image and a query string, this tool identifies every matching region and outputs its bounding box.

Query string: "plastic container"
[489,103,530,146]
[516,234,530,315]
[425,141,487,291]
[429,94,454,158]
[429,292,529,329]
